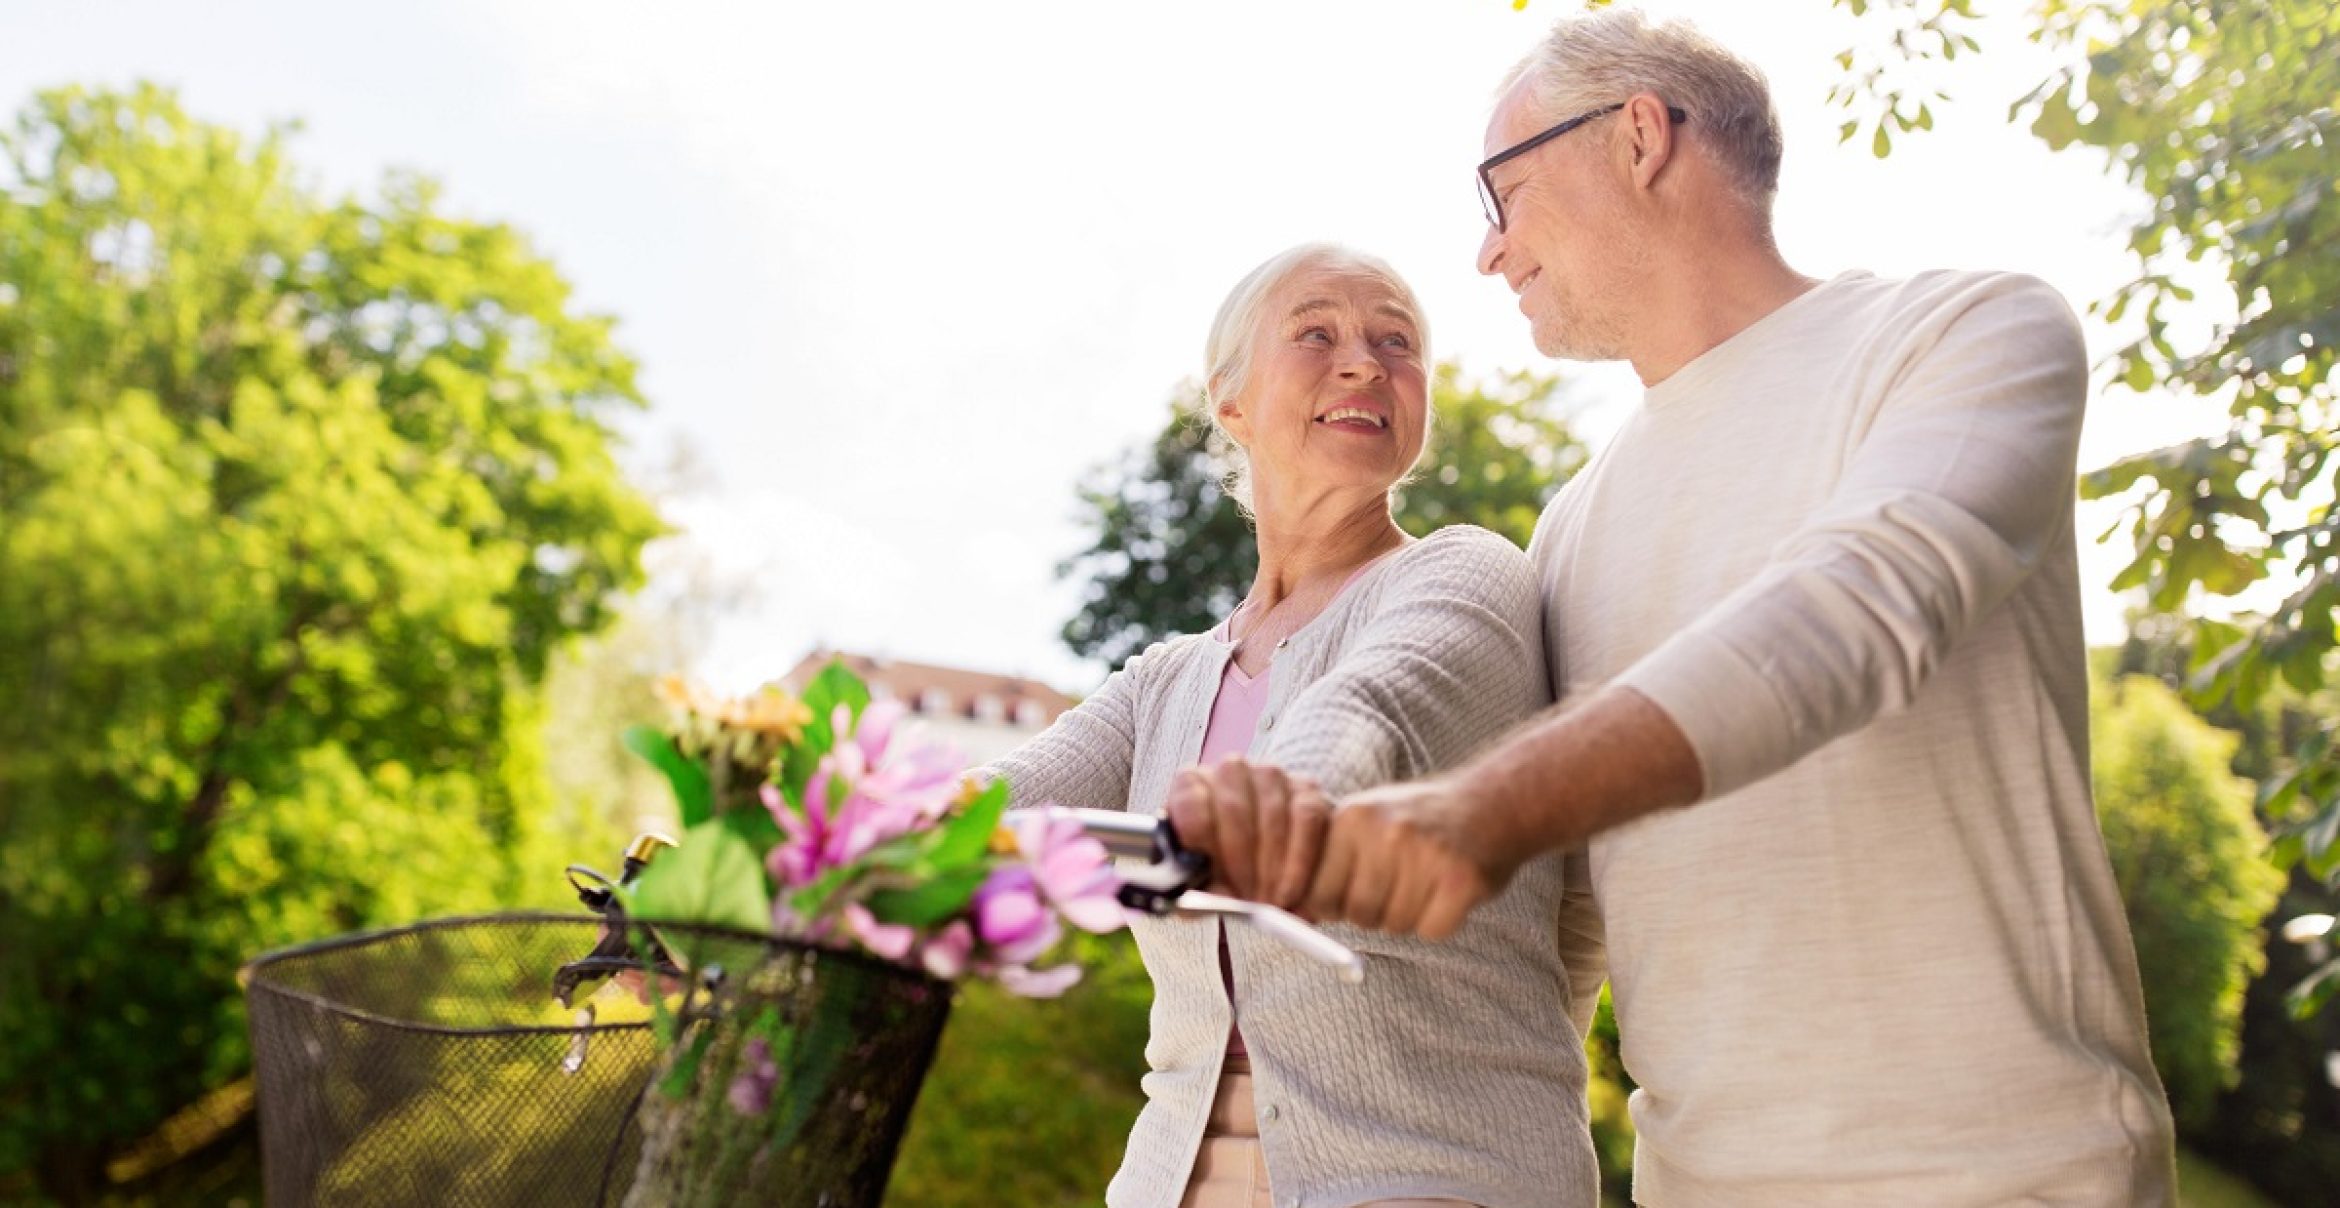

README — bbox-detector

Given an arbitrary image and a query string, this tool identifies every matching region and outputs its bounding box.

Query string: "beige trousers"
[1175,1058,1478,1208]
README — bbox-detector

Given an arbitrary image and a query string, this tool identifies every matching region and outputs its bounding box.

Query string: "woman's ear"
[1214,390,1251,447]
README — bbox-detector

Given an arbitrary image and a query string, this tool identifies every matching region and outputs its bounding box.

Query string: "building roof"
[779,648,1075,728]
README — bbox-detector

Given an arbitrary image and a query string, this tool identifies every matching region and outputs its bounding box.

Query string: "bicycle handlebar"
[1044,806,1366,985]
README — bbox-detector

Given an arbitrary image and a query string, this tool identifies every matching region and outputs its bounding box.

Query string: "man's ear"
[1620,91,1677,190]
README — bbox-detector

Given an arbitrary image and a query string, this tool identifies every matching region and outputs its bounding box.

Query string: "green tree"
[0,85,662,1200]
[2092,675,2286,1127]
[1059,363,1587,666]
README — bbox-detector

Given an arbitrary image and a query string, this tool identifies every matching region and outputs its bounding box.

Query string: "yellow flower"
[988,826,1022,856]
[652,674,697,714]
[726,687,813,742]
[655,673,736,723]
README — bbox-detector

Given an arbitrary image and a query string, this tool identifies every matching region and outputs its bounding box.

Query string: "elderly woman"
[988,244,1600,1208]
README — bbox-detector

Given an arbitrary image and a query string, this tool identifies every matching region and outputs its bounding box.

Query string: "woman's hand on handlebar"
[1164,759,1330,913]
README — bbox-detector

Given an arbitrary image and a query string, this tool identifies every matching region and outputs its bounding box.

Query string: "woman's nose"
[1334,336,1387,381]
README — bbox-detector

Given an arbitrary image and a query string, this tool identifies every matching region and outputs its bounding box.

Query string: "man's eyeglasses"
[1477,102,1689,233]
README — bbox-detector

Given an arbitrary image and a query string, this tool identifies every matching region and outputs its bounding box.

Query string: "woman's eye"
[1299,326,1333,344]
[1379,333,1414,350]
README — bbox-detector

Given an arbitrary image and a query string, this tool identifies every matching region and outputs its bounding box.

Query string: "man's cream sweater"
[1535,269,2175,1205]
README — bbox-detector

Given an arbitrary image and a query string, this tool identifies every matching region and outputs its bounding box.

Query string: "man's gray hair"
[1503,7,1783,211]
[1200,242,1430,511]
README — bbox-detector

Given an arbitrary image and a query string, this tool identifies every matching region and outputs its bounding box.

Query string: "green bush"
[2093,675,2286,1127]
[890,932,1151,1205]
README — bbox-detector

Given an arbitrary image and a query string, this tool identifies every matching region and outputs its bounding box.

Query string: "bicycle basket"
[243,913,952,1208]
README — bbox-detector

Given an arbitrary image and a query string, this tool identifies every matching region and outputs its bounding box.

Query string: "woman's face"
[1218,266,1429,510]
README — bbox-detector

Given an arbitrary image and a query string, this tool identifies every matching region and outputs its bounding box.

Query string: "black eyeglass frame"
[1477,102,1689,232]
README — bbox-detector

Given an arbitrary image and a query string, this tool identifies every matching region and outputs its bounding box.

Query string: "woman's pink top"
[1200,558,1384,1062]
[1201,625,1270,1061]
[1198,653,1273,767]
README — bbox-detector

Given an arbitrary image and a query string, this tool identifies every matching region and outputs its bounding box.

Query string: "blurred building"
[779,649,1075,765]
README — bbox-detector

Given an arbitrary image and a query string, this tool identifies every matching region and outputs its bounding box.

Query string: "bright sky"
[5,0,2226,692]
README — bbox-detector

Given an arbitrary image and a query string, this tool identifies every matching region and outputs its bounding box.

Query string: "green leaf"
[1871,123,1892,159]
[2288,959,2340,1021]
[627,818,772,935]
[2302,800,2340,877]
[925,780,1012,872]
[865,865,991,928]
[657,1026,716,1101]
[2030,90,2081,150]
[624,724,713,827]
[721,799,784,857]
[779,662,871,809]
[766,995,855,1150]
[799,661,872,736]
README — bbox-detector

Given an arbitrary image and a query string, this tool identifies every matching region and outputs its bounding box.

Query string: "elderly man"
[1173,9,2178,1205]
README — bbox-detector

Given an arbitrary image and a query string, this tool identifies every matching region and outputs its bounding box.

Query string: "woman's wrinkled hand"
[1164,758,1332,912]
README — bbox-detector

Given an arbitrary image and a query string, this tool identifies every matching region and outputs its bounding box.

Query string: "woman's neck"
[1244,488,1407,612]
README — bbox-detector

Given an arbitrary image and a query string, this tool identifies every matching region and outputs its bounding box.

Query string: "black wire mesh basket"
[243,913,952,1208]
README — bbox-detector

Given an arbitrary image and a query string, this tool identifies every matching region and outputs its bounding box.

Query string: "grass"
[886,933,1152,1206]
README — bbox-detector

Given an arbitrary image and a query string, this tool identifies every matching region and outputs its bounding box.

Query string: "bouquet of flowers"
[609,660,1121,1205]
[623,661,1122,992]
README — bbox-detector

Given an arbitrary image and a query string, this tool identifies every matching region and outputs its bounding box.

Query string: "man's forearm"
[1453,685,1707,860]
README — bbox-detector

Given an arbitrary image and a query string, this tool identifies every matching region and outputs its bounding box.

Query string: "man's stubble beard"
[1529,214,1655,364]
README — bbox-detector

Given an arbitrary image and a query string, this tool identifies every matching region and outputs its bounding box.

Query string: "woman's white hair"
[1199,242,1431,512]
[1503,7,1784,213]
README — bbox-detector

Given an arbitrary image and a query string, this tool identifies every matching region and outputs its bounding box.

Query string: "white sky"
[4,0,2228,693]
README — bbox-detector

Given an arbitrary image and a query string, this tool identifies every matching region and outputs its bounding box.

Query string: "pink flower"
[821,702,963,821]
[919,921,975,980]
[973,865,1061,965]
[765,704,967,892]
[998,963,1082,998]
[1006,810,1125,934]
[727,1037,779,1116]
[765,784,830,889]
[844,902,916,961]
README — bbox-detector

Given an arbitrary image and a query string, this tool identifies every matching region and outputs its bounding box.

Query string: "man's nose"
[1477,224,1506,277]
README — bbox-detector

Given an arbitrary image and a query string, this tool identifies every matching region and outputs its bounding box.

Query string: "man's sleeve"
[1614,274,2089,800]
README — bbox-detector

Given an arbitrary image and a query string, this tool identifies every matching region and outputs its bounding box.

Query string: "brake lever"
[1047,806,1365,983]
[1172,890,1366,984]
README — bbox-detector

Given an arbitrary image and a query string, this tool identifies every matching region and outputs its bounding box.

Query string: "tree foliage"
[1058,363,1586,667]
[0,85,661,1200]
